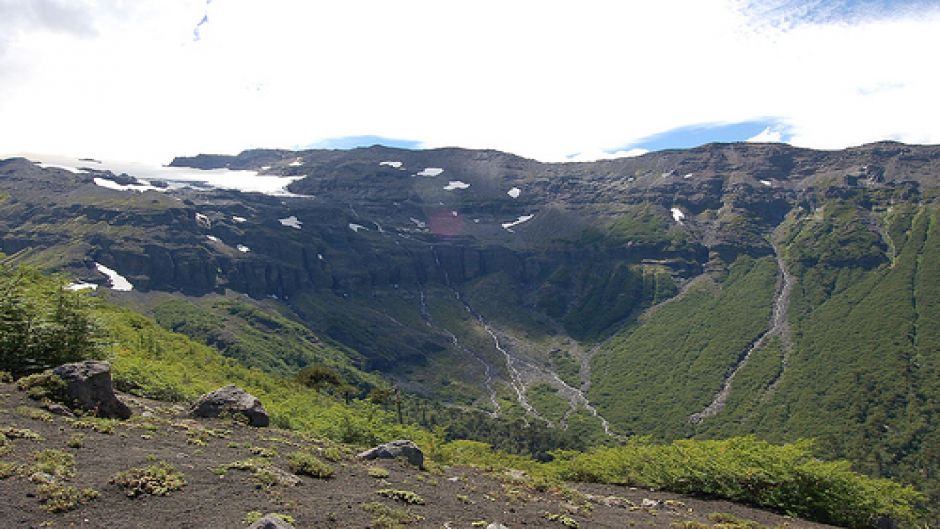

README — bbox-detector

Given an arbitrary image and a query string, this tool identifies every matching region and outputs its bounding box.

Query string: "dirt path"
[689,241,794,424]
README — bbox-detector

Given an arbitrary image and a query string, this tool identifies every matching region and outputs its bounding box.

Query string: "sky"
[0,0,938,164]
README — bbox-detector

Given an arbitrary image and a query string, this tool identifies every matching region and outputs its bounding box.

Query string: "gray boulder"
[357,439,424,468]
[190,385,269,427]
[52,361,131,419]
[248,515,295,529]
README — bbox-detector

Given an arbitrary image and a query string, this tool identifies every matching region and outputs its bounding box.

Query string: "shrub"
[16,371,67,403]
[286,451,334,478]
[549,436,923,529]
[368,466,390,478]
[33,449,75,478]
[376,489,425,505]
[111,462,186,497]
[36,483,98,512]
[361,502,421,528]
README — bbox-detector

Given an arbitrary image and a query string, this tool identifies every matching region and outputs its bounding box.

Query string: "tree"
[0,266,103,377]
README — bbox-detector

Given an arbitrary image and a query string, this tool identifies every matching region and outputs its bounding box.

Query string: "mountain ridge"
[3,140,940,519]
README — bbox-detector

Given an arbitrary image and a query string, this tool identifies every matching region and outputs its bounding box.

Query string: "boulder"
[190,385,269,427]
[357,439,424,468]
[248,515,295,529]
[52,361,131,419]
[487,524,510,529]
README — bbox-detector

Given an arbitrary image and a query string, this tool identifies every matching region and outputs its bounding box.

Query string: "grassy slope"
[589,255,778,438]
[701,205,940,504]
[0,262,926,527]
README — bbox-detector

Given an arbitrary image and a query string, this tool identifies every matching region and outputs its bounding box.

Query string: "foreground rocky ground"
[0,383,836,529]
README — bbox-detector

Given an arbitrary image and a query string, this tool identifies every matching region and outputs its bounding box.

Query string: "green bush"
[549,436,922,528]
[286,451,334,478]
[110,462,186,497]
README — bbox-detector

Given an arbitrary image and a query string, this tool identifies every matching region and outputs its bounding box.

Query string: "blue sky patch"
[299,135,424,150]
[614,120,789,153]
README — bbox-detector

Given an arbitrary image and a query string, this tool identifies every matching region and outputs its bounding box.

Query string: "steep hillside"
[0,264,919,528]
[2,141,940,514]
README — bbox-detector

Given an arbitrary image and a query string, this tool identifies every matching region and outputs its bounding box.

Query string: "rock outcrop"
[357,439,424,468]
[52,361,132,419]
[247,514,295,529]
[190,385,270,427]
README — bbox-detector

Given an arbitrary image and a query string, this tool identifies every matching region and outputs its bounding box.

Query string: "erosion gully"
[689,241,795,424]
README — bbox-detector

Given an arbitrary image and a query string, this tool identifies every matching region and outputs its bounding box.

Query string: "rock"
[52,361,131,419]
[641,498,662,508]
[487,524,510,529]
[357,439,424,468]
[875,517,898,529]
[44,403,75,417]
[190,385,269,427]
[248,515,295,529]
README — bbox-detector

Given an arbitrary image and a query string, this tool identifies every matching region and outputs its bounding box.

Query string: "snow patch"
[35,162,87,174]
[501,214,534,232]
[21,154,304,196]
[760,180,773,187]
[288,158,304,167]
[671,207,685,223]
[232,216,247,223]
[409,217,427,228]
[278,215,302,229]
[317,253,324,261]
[507,187,521,199]
[348,223,367,233]
[95,263,133,291]
[443,180,470,190]
[66,282,98,291]
[416,167,444,177]
[260,165,271,171]
[236,244,251,253]
[206,235,220,242]
[683,173,694,179]
[195,212,211,228]
[379,161,403,168]
[93,177,166,193]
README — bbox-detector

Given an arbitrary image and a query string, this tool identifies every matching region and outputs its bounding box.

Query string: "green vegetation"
[0,265,103,376]
[361,501,422,528]
[152,297,375,384]
[544,512,579,528]
[376,488,425,505]
[0,245,929,526]
[110,462,186,497]
[32,448,75,478]
[562,262,677,341]
[368,466,390,478]
[607,204,689,247]
[243,512,295,525]
[16,370,67,402]
[286,451,334,478]
[550,436,922,528]
[36,483,98,512]
[590,256,778,437]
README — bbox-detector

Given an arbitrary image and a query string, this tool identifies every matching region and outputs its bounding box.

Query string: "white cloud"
[0,1,937,164]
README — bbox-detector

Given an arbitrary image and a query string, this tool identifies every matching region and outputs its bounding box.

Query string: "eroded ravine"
[417,286,502,418]
[689,241,795,424]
